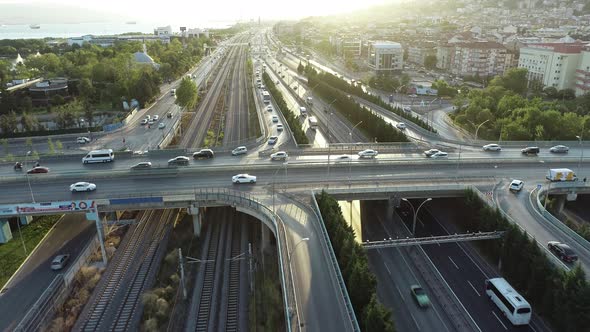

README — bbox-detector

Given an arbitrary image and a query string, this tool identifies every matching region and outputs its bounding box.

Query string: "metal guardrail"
[310,191,361,332]
[14,275,65,332]
[534,186,590,253]
[363,231,504,249]
[191,188,297,332]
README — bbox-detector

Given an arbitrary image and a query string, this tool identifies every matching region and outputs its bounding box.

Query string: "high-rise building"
[367,41,403,74]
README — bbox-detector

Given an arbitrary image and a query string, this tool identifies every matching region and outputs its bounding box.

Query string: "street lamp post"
[288,237,310,266]
[349,121,363,185]
[25,151,35,203]
[326,99,338,180]
[401,198,432,236]
[577,134,584,176]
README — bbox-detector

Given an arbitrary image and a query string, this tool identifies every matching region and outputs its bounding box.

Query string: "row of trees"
[262,72,309,144]
[316,191,395,332]
[452,68,590,140]
[461,189,590,331]
[305,66,433,133]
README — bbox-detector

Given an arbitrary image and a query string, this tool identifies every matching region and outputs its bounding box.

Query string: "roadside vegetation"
[175,77,199,111]
[0,215,60,288]
[303,67,409,142]
[246,58,261,138]
[451,68,590,140]
[0,36,210,137]
[262,72,309,144]
[460,188,590,331]
[304,65,435,133]
[316,191,396,332]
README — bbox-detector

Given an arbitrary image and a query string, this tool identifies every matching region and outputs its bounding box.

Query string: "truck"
[546,168,577,182]
[306,96,313,105]
[299,107,307,117]
[308,116,318,130]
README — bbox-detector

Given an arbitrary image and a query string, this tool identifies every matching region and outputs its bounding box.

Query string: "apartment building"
[332,37,363,58]
[518,42,585,91]
[407,42,436,66]
[575,46,590,96]
[367,41,403,74]
[449,41,511,78]
[436,44,453,70]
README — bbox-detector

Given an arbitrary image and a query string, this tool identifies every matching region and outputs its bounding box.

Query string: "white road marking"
[492,311,508,330]
[395,284,405,302]
[410,312,421,331]
[467,280,480,296]
[448,256,459,269]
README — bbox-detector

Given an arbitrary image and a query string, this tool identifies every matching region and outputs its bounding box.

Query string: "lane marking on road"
[491,311,508,330]
[395,284,405,303]
[385,263,392,276]
[448,256,459,269]
[467,280,480,296]
[410,312,421,331]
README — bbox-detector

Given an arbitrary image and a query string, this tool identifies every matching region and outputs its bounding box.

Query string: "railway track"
[74,209,175,332]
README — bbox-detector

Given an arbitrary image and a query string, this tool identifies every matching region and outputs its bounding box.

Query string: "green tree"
[51,94,65,106]
[364,294,395,332]
[20,112,38,132]
[55,140,63,152]
[175,77,199,110]
[0,138,7,154]
[78,78,95,101]
[489,68,528,94]
[297,61,304,74]
[21,96,33,113]
[47,138,55,155]
[0,112,18,134]
[424,55,437,70]
[400,74,411,87]
[25,137,33,150]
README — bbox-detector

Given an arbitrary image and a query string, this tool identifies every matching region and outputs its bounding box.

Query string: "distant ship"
[29,24,40,29]
[126,21,137,25]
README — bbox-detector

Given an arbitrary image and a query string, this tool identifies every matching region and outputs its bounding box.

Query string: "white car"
[483,144,502,151]
[76,137,90,144]
[140,119,148,125]
[396,122,407,130]
[509,180,524,192]
[335,155,352,162]
[358,149,378,159]
[158,122,166,129]
[270,151,288,161]
[232,174,257,184]
[277,124,284,131]
[153,115,159,121]
[424,149,440,157]
[549,145,569,153]
[430,151,448,158]
[70,182,97,192]
[232,146,248,156]
[402,106,412,113]
[148,119,156,125]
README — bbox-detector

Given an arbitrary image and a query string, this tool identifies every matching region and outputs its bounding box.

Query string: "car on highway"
[167,156,190,166]
[358,149,378,159]
[153,115,159,121]
[167,112,173,118]
[268,136,278,145]
[409,94,418,98]
[131,162,152,170]
[140,119,148,125]
[193,149,214,159]
[272,115,279,123]
[27,166,49,174]
[232,174,257,184]
[335,155,352,162]
[396,122,407,130]
[232,146,248,156]
[51,254,70,270]
[430,151,448,158]
[424,149,440,157]
[266,105,273,112]
[70,182,97,192]
[509,179,524,192]
[270,151,288,161]
[548,241,578,263]
[521,146,540,155]
[158,122,166,129]
[410,285,430,308]
[148,118,156,125]
[483,144,502,151]
[276,124,284,131]
[549,145,569,153]
[402,106,412,113]
[146,115,151,120]
[76,137,90,144]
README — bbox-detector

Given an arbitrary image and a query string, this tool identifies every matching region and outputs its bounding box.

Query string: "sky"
[0,0,394,24]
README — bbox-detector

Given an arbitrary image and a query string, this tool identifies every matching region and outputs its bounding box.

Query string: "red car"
[27,166,49,174]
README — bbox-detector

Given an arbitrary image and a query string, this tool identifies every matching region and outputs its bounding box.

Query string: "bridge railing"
[191,188,298,332]
[310,190,361,332]
[534,186,590,253]
[14,275,65,332]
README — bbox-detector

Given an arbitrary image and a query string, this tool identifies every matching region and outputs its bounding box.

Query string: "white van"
[82,149,114,164]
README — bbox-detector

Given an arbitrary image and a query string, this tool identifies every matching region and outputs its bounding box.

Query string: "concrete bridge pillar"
[19,215,32,226]
[0,218,13,244]
[86,210,107,265]
[387,196,399,223]
[188,205,203,237]
[554,195,566,215]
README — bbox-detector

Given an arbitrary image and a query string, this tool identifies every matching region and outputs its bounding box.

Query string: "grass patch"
[0,215,61,288]
[247,58,261,139]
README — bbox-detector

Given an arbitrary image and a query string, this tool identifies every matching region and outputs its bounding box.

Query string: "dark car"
[548,241,578,263]
[27,166,49,174]
[521,146,540,155]
[193,149,214,159]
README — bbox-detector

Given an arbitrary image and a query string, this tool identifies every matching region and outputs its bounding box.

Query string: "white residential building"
[154,25,173,36]
[367,41,403,74]
[575,46,590,96]
[518,42,585,91]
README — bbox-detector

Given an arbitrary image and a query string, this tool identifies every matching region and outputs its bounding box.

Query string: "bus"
[82,149,114,164]
[485,278,531,326]
[262,91,271,103]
